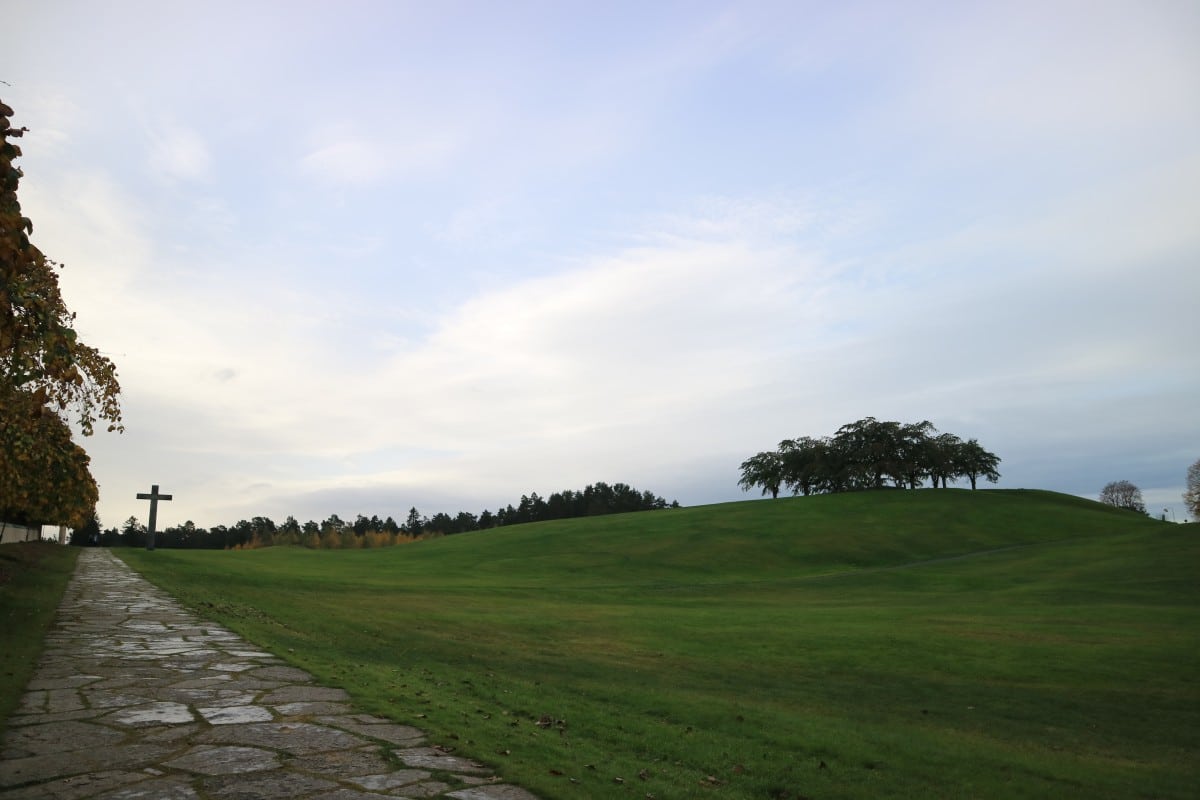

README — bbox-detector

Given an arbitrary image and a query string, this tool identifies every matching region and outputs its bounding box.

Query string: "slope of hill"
[120,490,1198,799]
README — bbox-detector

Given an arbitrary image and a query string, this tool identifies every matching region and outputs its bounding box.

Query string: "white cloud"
[299,123,463,185]
[146,122,213,183]
[20,170,153,320]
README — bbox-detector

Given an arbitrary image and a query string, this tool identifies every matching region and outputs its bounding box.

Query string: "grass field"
[116,490,1198,799]
[0,541,79,733]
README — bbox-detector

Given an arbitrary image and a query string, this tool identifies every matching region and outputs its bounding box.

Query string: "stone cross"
[136,484,173,551]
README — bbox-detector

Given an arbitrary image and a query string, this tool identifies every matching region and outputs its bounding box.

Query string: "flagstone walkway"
[0,549,538,800]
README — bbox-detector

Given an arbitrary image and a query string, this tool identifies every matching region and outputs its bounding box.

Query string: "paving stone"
[403,780,456,798]
[317,717,427,745]
[296,746,397,778]
[25,675,102,691]
[0,719,126,758]
[159,687,258,707]
[195,721,364,755]
[164,745,281,775]
[92,776,202,799]
[3,708,107,727]
[14,691,46,714]
[259,686,352,704]
[0,744,174,787]
[165,675,233,689]
[0,769,148,799]
[88,691,154,709]
[201,768,339,798]
[348,769,431,790]
[138,723,204,743]
[109,701,195,726]
[197,705,274,724]
[394,747,492,775]
[44,689,85,714]
[446,786,541,800]
[273,701,356,717]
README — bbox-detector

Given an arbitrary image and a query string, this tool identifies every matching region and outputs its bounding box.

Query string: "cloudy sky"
[9,0,1199,529]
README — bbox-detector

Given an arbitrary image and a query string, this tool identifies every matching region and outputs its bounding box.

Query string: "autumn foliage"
[1,98,122,526]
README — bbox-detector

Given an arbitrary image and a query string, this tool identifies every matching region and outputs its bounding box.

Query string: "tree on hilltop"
[738,451,784,499]
[1099,480,1147,515]
[956,438,1001,490]
[925,432,963,489]
[739,418,1001,498]
[1185,459,1200,520]
[1,98,123,527]
[778,436,827,496]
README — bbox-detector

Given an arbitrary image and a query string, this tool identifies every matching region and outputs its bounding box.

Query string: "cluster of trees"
[2,98,123,528]
[486,482,676,527]
[73,482,678,550]
[739,417,1001,499]
[1098,480,1147,515]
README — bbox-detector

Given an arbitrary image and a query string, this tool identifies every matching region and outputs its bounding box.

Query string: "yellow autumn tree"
[1,98,123,527]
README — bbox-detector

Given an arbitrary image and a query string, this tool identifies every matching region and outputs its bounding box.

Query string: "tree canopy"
[1,98,122,526]
[1099,480,1146,515]
[739,417,1001,498]
[1184,459,1200,521]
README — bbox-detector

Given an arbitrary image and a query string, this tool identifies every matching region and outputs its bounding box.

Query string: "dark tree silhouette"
[740,419,1001,497]
[1099,480,1146,514]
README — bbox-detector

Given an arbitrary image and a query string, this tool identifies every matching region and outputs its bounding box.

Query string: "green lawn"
[0,541,79,733]
[118,490,1199,799]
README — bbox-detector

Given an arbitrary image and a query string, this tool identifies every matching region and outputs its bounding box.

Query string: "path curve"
[0,549,538,800]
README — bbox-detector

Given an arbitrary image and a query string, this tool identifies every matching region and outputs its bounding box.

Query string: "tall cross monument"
[136,484,173,551]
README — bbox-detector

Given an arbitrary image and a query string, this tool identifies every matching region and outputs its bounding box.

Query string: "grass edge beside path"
[0,542,80,734]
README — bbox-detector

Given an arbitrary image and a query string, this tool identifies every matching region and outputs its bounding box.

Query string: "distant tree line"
[739,417,1001,499]
[72,481,677,550]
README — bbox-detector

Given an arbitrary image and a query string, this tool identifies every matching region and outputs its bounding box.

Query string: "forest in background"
[72,481,678,550]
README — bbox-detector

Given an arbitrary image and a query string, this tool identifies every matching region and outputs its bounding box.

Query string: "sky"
[7,0,1199,530]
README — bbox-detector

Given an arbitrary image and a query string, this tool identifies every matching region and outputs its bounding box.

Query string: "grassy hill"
[119,489,1198,799]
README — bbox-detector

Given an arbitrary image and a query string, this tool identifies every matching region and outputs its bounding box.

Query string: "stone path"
[0,550,538,800]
